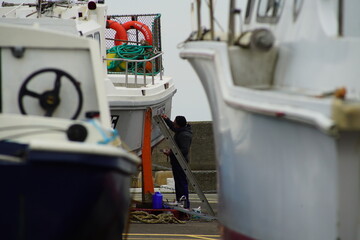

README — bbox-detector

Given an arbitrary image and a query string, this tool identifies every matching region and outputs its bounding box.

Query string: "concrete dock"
[124,193,220,240]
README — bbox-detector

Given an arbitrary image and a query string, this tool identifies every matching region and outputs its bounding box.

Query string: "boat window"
[257,0,284,23]
[245,0,255,24]
[86,34,93,38]
[293,0,303,21]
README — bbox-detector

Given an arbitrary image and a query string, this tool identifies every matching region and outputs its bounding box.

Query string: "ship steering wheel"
[18,68,83,120]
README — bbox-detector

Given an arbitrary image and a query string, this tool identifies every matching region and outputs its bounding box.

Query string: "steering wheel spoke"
[53,73,62,95]
[22,88,41,99]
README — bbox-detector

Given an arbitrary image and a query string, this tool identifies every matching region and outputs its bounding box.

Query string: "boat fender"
[67,124,88,142]
[122,21,153,46]
[106,20,128,45]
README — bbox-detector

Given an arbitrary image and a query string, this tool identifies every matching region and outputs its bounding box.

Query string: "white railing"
[104,52,164,88]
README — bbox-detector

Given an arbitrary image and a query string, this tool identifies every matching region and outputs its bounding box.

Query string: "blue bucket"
[152,192,163,209]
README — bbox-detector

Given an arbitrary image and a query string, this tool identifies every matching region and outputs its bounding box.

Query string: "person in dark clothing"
[161,115,192,209]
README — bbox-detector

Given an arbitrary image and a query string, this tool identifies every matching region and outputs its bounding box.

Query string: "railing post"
[196,0,202,39]
[209,0,214,40]
[160,55,163,80]
[338,0,343,36]
[135,62,138,87]
[125,61,129,87]
[228,0,236,45]
[143,62,146,86]
[151,59,155,85]
[37,0,42,18]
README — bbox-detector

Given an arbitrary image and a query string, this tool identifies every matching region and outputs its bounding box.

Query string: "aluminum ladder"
[153,115,215,216]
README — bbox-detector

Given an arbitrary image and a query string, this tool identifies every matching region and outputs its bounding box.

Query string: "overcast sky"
[106,0,229,121]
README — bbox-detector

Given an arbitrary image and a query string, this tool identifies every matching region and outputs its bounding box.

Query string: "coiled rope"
[130,211,186,224]
[106,45,157,75]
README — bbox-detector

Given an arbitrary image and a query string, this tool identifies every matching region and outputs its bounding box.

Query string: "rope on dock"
[130,211,186,224]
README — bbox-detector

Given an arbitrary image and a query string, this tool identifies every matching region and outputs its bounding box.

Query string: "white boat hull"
[182,41,360,239]
[217,111,360,239]
[109,92,175,154]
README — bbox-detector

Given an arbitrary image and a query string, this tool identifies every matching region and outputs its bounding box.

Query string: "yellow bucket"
[106,53,117,68]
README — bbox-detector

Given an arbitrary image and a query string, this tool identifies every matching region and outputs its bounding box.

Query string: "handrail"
[103,51,164,63]
[104,52,164,87]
